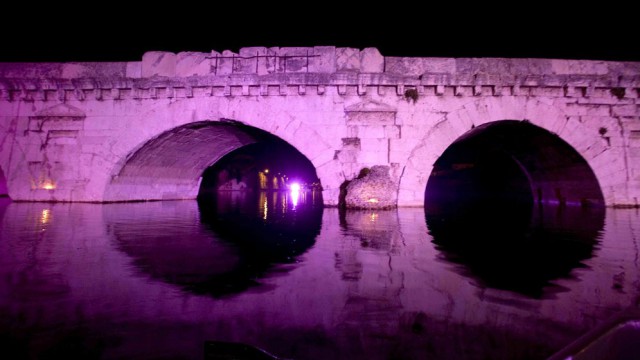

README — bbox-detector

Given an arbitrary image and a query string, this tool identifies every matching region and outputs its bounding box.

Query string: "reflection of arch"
[400,98,620,206]
[104,120,329,202]
[426,193,604,298]
[107,196,322,298]
[0,166,8,197]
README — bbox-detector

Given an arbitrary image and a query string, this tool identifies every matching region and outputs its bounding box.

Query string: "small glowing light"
[290,182,301,208]
[41,209,51,224]
[370,213,378,222]
[41,181,56,190]
[367,198,379,203]
[259,172,268,189]
[264,169,269,174]
[259,192,268,220]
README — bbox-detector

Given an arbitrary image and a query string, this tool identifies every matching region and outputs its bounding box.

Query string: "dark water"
[0,194,638,359]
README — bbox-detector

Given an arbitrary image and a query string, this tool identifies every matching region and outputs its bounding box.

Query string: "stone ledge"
[1,74,639,102]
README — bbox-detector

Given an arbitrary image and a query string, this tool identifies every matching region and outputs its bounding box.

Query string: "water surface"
[0,194,638,359]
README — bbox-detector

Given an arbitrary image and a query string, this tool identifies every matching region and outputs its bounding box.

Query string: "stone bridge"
[0,47,639,207]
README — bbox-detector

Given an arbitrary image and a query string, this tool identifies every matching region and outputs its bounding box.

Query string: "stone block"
[336,149,358,163]
[346,111,396,125]
[238,47,268,57]
[216,50,237,75]
[259,47,280,74]
[141,51,176,77]
[566,104,611,117]
[336,48,360,71]
[277,47,312,73]
[389,150,408,164]
[309,46,336,73]
[60,63,88,78]
[176,52,210,77]
[310,148,336,168]
[358,150,388,164]
[360,138,388,152]
[385,57,456,76]
[384,125,401,139]
[551,59,609,75]
[126,62,141,78]
[578,96,635,105]
[388,136,420,153]
[358,125,385,139]
[341,137,361,150]
[612,104,639,117]
[360,48,383,73]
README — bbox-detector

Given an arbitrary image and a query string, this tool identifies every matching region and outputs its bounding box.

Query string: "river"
[0,193,638,359]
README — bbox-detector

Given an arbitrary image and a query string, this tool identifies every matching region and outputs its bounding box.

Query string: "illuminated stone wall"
[0,47,638,206]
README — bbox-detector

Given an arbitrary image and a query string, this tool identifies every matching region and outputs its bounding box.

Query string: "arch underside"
[104,121,263,202]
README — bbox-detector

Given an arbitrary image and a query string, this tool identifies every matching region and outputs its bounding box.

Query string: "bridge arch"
[103,119,333,202]
[424,120,604,212]
[400,98,619,207]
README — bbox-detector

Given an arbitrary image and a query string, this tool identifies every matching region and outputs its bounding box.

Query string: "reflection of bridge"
[0,47,638,206]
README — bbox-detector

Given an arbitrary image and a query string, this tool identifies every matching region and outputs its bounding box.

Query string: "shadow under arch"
[103,120,321,203]
[424,120,605,298]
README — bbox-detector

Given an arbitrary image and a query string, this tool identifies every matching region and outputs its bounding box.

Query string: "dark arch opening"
[197,131,320,199]
[424,120,605,297]
[425,120,604,211]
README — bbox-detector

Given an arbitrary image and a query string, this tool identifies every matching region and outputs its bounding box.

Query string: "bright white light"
[41,181,56,190]
[41,209,51,225]
[290,182,301,208]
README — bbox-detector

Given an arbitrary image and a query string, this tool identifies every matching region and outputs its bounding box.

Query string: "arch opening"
[424,120,605,297]
[197,137,320,198]
[104,120,321,203]
[425,120,604,213]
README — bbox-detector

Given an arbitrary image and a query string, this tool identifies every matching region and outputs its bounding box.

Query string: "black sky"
[3,9,638,63]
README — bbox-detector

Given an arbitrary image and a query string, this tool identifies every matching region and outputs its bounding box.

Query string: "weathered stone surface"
[345,166,398,209]
[142,51,176,77]
[310,46,336,73]
[126,61,141,78]
[336,48,360,71]
[176,52,209,77]
[360,48,384,73]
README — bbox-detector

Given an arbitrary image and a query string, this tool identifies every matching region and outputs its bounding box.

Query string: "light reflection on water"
[0,195,638,359]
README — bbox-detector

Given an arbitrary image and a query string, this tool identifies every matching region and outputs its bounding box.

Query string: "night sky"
[3,9,638,63]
